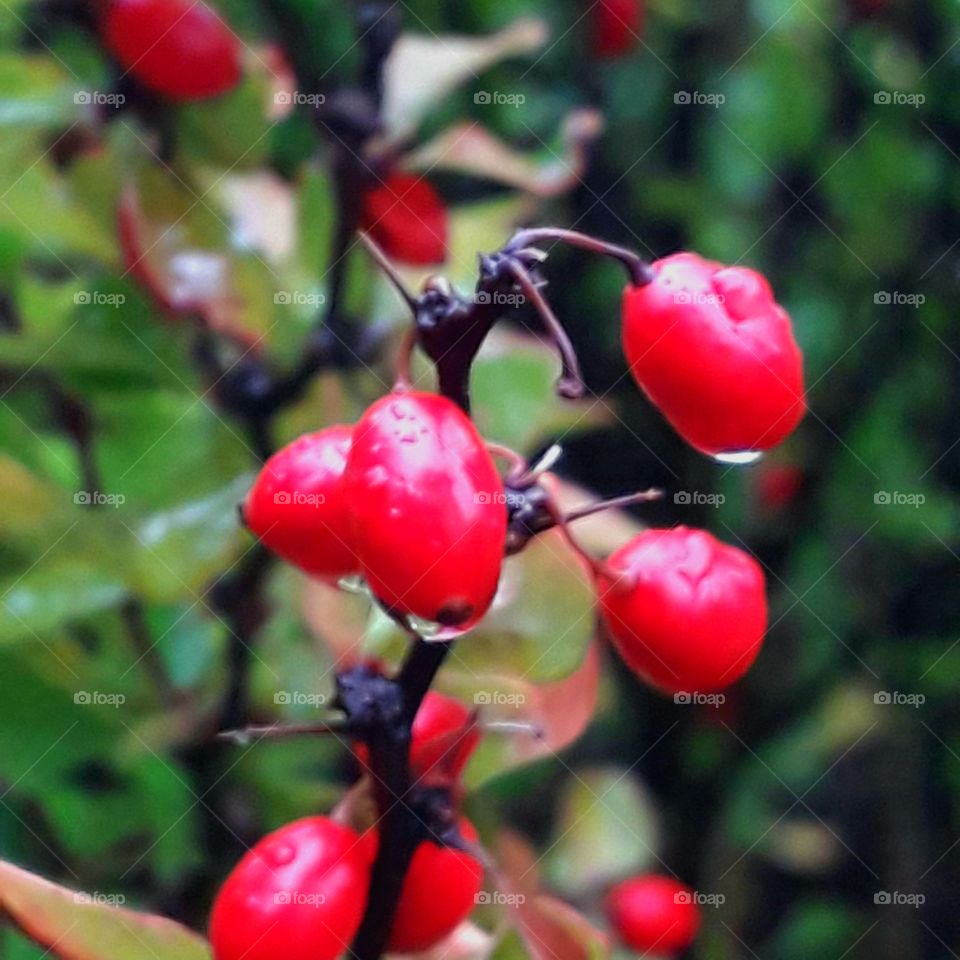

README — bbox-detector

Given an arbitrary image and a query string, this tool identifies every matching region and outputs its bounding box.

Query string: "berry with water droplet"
[622,252,805,456]
[346,391,506,632]
[209,817,370,960]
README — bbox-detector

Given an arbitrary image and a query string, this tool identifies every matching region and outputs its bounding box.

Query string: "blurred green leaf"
[543,767,660,896]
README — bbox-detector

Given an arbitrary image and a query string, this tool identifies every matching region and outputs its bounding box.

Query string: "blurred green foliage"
[1,0,959,958]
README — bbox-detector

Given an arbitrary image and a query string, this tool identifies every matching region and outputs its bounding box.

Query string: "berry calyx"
[592,0,644,58]
[209,817,370,960]
[356,690,480,782]
[241,426,357,582]
[101,0,242,102]
[360,172,448,266]
[388,818,484,953]
[597,526,767,693]
[345,391,507,632]
[622,252,805,457]
[606,875,700,955]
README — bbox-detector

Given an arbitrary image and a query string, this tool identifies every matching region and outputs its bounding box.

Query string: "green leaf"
[543,767,660,897]
[0,562,126,644]
[0,54,74,129]
[472,331,605,452]
[0,645,200,876]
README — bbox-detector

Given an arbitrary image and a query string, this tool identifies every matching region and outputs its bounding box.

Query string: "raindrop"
[712,450,764,466]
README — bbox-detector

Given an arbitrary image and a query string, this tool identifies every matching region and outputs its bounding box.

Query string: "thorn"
[565,487,663,523]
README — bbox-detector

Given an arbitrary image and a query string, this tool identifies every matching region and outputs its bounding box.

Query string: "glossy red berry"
[360,172,448,265]
[388,818,484,953]
[606,875,700,955]
[356,690,480,782]
[597,526,767,693]
[622,252,805,457]
[102,0,242,102]
[346,391,506,632]
[592,0,644,58]
[209,817,370,960]
[241,426,357,582]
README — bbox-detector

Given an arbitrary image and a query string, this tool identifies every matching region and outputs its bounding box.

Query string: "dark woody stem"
[507,227,654,287]
[350,639,454,960]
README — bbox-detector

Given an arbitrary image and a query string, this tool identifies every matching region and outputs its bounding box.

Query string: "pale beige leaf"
[406,110,604,197]
[382,20,548,143]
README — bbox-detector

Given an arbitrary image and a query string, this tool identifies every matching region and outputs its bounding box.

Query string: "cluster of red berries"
[211,691,483,960]
[244,240,805,688]
[243,390,505,633]
[226,236,804,957]
[99,0,242,102]
[210,691,702,958]
[210,813,483,959]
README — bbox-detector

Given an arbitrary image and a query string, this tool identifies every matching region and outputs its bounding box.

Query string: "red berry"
[360,173,448,266]
[622,252,805,457]
[597,527,767,693]
[102,0,242,102]
[606,875,700,954]
[409,691,480,780]
[755,463,805,511]
[209,817,370,960]
[356,690,480,782]
[388,818,484,953]
[242,426,357,582]
[346,391,506,632]
[592,0,644,58]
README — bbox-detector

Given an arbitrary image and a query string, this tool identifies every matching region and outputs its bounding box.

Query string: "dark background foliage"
[1,0,958,957]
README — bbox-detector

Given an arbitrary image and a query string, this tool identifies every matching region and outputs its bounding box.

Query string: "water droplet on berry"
[337,574,370,595]
[712,450,763,466]
[266,842,295,866]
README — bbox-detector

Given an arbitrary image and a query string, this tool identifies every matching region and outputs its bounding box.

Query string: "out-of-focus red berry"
[388,818,484,953]
[360,173,448,266]
[102,0,242,102]
[606,875,700,954]
[592,0,644,58]
[755,463,805,511]
[356,690,480,782]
